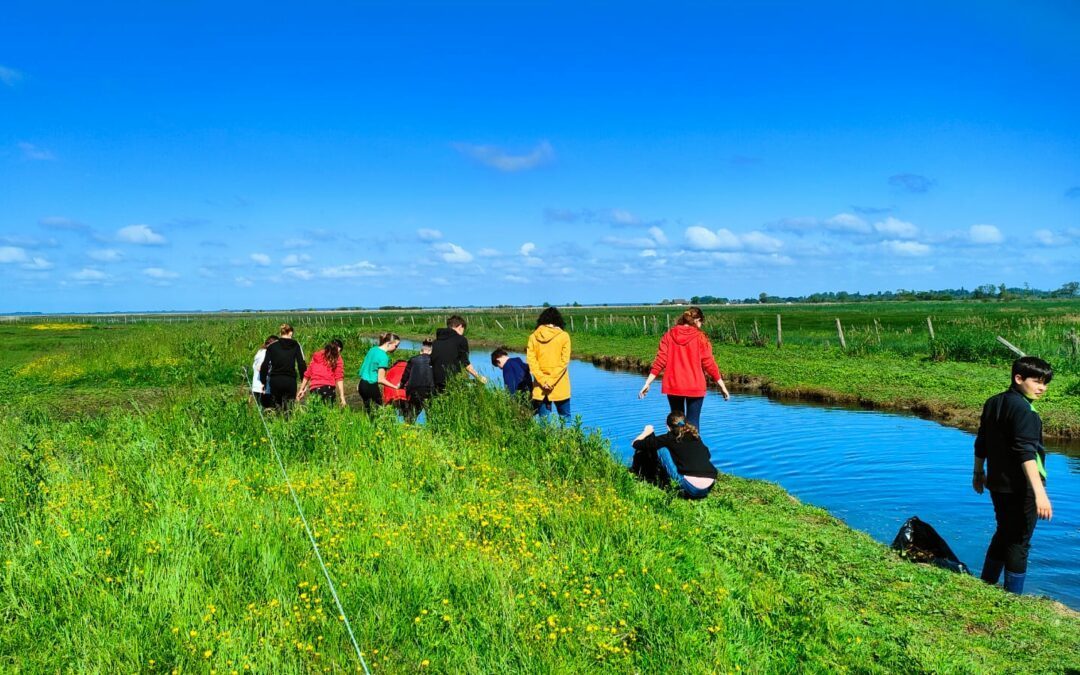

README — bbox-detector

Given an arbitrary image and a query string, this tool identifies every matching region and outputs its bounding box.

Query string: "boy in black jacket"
[973,356,1054,594]
[430,315,487,392]
[401,339,435,422]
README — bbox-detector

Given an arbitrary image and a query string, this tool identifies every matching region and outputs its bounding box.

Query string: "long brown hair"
[378,332,400,346]
[676,307,705,327]
[279,323,294,336]
[667,412,700,442]
[323,339,343,370]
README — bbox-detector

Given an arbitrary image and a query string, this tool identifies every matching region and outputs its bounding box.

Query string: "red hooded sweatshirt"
[649,325,722,397]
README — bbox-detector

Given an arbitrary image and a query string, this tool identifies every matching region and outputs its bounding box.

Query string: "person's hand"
[643,424,654,436]
[638,383,650,399]
[972,472,985,495]
[296,390,306,401]
[721,390,730,401]
[479,376,488,385]
[1036,494,1053,521]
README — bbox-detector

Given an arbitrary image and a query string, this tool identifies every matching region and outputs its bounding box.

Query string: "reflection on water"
[393,339,1080,608]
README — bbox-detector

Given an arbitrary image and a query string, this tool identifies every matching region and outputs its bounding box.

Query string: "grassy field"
[1,316,1079,672]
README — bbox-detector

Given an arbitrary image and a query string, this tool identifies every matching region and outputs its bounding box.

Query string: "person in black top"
[400,339,435,422]
[430,315,486,392]
[258,323,307,411]
[631,411,717,499]
[973,356,1054,595]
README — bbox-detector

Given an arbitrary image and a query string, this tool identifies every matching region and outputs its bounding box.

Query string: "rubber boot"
[980,555,1004,585]
[1003,571,1026,595]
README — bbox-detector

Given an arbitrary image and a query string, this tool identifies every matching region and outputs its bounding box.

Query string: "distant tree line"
[687,281,1080,305]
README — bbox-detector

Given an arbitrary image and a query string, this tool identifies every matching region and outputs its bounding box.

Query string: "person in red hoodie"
[297,339,346,408]
[638,307,729,430]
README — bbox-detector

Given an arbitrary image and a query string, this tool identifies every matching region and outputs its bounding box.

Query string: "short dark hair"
[491,347,509,366]
[447,315,467,329]
[536,306,565,329]
[1012,356,1053,384]
[421,339,433,350]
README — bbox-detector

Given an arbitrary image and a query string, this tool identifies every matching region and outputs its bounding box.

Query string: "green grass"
[0,320,1079,672]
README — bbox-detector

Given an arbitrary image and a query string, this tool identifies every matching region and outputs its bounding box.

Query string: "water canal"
[389,340,1080,609]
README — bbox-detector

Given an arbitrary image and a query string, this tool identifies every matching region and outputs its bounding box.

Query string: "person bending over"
[297,339,346,408]
[357,332,401,413]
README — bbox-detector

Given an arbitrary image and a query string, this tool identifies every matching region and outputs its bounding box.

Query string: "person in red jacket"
[638,307,729,430]
[297,339,346,408]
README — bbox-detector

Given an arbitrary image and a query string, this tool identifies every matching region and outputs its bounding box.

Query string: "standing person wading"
[259,324,307,411]
[527,307,572,421]
[357,332,401,412]
[639,307,729,431]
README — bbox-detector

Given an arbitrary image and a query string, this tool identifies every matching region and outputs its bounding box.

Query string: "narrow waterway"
[387,340,1080,609]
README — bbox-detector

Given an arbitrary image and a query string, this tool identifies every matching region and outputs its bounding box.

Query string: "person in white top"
[251,335,279,407]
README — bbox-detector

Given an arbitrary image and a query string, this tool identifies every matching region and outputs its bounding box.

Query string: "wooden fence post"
[642,316,647,334]
[776,314,782,349]
[494,319,504,330]
[570,315,574,331]
[835,318,847,350]
[996,336,1026,357]
[926,316,936,341]
[732,320,739,343]
[873,318,882,345]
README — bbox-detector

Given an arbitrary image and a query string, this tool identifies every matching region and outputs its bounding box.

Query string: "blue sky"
[2,1,1079,312]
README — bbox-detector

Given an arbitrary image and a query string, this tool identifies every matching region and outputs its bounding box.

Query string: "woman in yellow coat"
[527,306,572,421]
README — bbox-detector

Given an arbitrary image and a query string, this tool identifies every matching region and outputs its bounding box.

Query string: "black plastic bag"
[891,516,971,575]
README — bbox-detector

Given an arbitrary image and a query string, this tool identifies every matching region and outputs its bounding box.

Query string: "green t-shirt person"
[359,346,391,384]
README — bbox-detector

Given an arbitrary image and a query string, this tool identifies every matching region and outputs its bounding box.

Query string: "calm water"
[392,340,1080,608]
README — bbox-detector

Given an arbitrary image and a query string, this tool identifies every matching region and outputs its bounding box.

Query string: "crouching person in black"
[631,412,717,499]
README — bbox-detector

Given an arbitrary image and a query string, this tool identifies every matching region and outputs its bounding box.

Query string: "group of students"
[250,309,1057,596]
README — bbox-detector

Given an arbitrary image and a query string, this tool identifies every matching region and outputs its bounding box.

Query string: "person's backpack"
[891,516,970,574]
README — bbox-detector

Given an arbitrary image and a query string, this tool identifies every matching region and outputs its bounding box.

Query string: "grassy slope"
[2,383,1079,673]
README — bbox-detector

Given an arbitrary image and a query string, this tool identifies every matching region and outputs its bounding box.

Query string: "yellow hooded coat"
[527,325,571,402]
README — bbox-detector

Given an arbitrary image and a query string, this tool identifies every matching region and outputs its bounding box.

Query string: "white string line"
[248,367,372,675]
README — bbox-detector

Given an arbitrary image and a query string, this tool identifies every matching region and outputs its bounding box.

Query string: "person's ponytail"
[666,411,700,442]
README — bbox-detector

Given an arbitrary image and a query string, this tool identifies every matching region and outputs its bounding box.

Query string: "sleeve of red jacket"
[650,333,669,377]
[700,335,722,382]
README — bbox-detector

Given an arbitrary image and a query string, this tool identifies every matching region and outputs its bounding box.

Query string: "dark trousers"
[405,388,432,422]
[986,489,1038,574]
[311,385,336,404]
[667,395,704,430]
[268,376,297,411]
[357,380,382,413]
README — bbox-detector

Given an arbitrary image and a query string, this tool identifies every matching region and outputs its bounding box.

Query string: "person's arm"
[642,335,668,397]
[526,335,545,391]
[1022,460,1052,520]
[401,360,413,390]
[376,367,398,389]
[461,338,487,383]
[973,401,990,494]
[335,380,346,408]
[295,346,307,381]
[632,426,662,452]
[259,348,271,384]
[465,363,487,384]
[701,338,729,401]
[297,377,310,401]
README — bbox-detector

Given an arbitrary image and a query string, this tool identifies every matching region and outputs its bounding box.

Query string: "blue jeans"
[532,398,571,422]
[657,448,712,499]
[667,395,704,430]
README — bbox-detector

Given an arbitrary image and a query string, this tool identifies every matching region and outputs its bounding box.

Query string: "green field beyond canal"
[1,301,1078,672]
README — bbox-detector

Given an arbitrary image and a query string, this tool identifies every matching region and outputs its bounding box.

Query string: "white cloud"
[741,231,783,253]
[640,249,657,257]
[1033,229,1057,246]
[282,253,311,266]
[143,267,179,279]
[72,268,108,282]
[648,226,668,246]
[969,224,1003,244]
[452,140,555,172]
[284,238,312,249]
[198,267,217,278]
[874,217,918,239]
[520,242,536,256]
[88,249,123,262]
[826,213,870,233]
[18,142,54,161]
[235,276,254,288]
[434,242,474,264]
[320,261,380,278]
[503,274,529,284]
[684,226,742,251]
[0,246,28,263]
[39,216,87,231]
[0,65,23,87]
[883,240,931,256]
[117,224,166,245]
[418,228,443,241]
[22,256,53,271]
[609,208,640,226]
[250,253,271,266]
[477,248,501,257]
[284,267,313,280]
[602,235,657,249]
